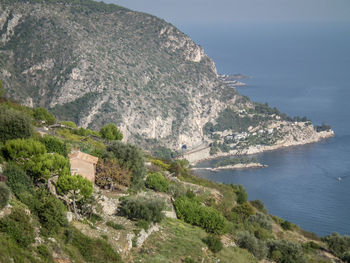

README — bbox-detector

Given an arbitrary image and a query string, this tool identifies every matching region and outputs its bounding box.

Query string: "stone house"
[68,150,98,183]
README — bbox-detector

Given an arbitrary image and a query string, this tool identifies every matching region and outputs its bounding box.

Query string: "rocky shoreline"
[184,129,334,165]
[191,162,267,172]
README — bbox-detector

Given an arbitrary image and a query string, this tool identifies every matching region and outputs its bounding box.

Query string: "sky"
[104,0,350,27]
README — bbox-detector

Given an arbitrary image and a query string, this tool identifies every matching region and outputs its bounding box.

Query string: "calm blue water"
[184,23,350,236]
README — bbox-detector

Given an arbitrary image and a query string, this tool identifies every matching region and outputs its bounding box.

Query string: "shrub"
[119,196,165,223]
[40,135,69,156]
[0,208,35,247]
[61,121,77,128]
[0,183,10,210]
[2,138,46,162]
[236,231,267,260]
[267,239,305,263]
[32,189,68,235]
[33,107,56,125]
[232,184,248,204]
[230,202,255,223]
[0,106,33,143]
[343,251,350,263]
[166,182,186,198]
[3,163,33,198]
[73,127,101,137]
[322,233,350,258]
[151,159,171,170]
[145,172,169,192]
[106,221,125,230]
[280,220,294,231]
[183,258,196,263]
[169,159,190,177]
[106,142,145,187]
[135,219,150,231]
[100,124,123,141]
[248,213,272,231]
[65,227,122,263]
[95,159,131,190]
[37,244,53,261]
[203,235,223,253]
[250,200,268,214]
[174,196,226,234]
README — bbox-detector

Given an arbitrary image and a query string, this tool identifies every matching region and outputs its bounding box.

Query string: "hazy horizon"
[104,0,350,28]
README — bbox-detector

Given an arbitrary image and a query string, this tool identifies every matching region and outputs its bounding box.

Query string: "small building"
[68,150,98,183]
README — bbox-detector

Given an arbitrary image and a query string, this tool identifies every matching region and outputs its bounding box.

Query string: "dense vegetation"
[0,94,342,262]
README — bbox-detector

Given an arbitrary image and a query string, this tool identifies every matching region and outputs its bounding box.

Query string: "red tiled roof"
[68,151,98,164]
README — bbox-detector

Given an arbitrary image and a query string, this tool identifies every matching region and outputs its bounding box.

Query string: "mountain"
[0,0,333,157]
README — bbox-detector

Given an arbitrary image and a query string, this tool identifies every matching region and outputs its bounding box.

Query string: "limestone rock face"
[0,0,332,155]
[0,0,238,150]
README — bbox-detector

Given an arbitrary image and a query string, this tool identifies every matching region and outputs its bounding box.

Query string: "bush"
[280,220,294,231]
[267,239,305,263]
[61,121,77,128]
[37,244,53,261]
[169,159,190,177]
[0,106,33,143]
[33,108,56,125]
[32,189,68,235]
[2,138,46,162]
[106,221,125,230]
[100,124,123,141]
[95,159,131,190]
[106,142,145,187]
[3,163,33,198]
[0,208,35,247]
[230,202,255,223]
[232,184,248,204]
[0,183,10,210]
[73,127,101,137]
[40,135,69,156]
[135,219,150,231]
[166,182,187,198]
[322,233,350,259]
[65,227,122,263]
[145,172,169,192]
[174,196,226,234]
[343,251,350,263]
[248,213,272,231]
[151,159,171,170]
[236,231,267,260]
[118,196,165,223]
[250,200,268,214]
[203,235,223,253]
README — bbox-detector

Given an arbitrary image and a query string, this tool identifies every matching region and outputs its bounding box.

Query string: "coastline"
[183,129,334,165]
[191,162,266,172]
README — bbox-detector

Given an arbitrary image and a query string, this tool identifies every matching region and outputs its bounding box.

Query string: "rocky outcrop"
[0,0,236,151]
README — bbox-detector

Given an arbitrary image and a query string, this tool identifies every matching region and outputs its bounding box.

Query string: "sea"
[182,22,350,237]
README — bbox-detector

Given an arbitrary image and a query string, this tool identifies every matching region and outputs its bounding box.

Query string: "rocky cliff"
[0,0,332,155]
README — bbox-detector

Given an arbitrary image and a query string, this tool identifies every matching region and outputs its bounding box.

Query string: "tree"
[57,175,93,218]
[25,153,70,180]
[2,138,46,162]
[0,106,33,143]
[100,124,123,141]
[95,159,131,190]
[33,108,56,125]
[106,141,145,187]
